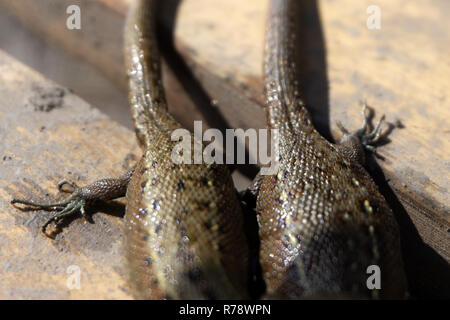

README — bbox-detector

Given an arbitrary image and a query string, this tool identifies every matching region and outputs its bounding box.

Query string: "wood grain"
[0,50,136,299]
[0,0,448,298]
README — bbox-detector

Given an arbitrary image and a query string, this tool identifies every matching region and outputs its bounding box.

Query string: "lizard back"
[123,0,249,299]
[258,0,407,299]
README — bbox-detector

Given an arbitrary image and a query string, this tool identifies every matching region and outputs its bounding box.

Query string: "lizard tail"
[264,0,315,143]
[124,0,180,149]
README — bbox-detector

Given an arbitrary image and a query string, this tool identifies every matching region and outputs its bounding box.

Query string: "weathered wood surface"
[0,0,449,298]
[0,0,217,135]
[0,51,136,299]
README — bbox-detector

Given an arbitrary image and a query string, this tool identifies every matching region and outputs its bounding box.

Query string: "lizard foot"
[11,179,88,235]
[336,101,385,154]
[11,168,133,236]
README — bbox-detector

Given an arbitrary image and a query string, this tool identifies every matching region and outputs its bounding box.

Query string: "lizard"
[10,0,408,300]
[243,0,408,299]
[11,0,249,300]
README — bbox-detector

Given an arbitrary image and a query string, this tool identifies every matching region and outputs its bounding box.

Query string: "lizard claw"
[336,121,349,135]
[357,101,385,153]
[337,101,386,154]
[40,199,87,233]
[57,179,79,192]
[11,167,133,236]
[11,183,87,234]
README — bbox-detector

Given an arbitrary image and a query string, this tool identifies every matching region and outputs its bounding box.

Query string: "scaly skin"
[122,0,249,299]
[12,0,249,299]
[10,0,408,300]
[255,0,408,299]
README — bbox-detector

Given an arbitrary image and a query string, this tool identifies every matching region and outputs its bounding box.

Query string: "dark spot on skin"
[152,161,157,168]
[152,200,160,210]
[175,246,184,259]
[155,224,162,234]
[140,167,147,174]
[187,267,203,282]
[151,178,157,186]
[152,278,159,287]
[139,208,147,216]
[177,179,185,191]
[204,221,212,229]
[202,201,211,209]
[142,234,148,241]
[192,200,209,211]
[315,166,324,174]
[141,181,146,189]
[186,253,195,262]
[217,243,225,252]
[144,257,152,266]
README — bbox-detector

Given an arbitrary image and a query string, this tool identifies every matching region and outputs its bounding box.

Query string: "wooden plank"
[0,50,136,299]
[0,0,448,298]
[0,0,218,135]
[171,0,450,240]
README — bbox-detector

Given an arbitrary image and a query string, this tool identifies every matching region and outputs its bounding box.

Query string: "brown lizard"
[10,0,408,300]
[11,0,249,300]
[246,0,408,299]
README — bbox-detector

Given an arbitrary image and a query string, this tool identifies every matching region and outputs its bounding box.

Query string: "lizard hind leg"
[11,173,131,235]
[335,101,387,165]
[11,181,88,234]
